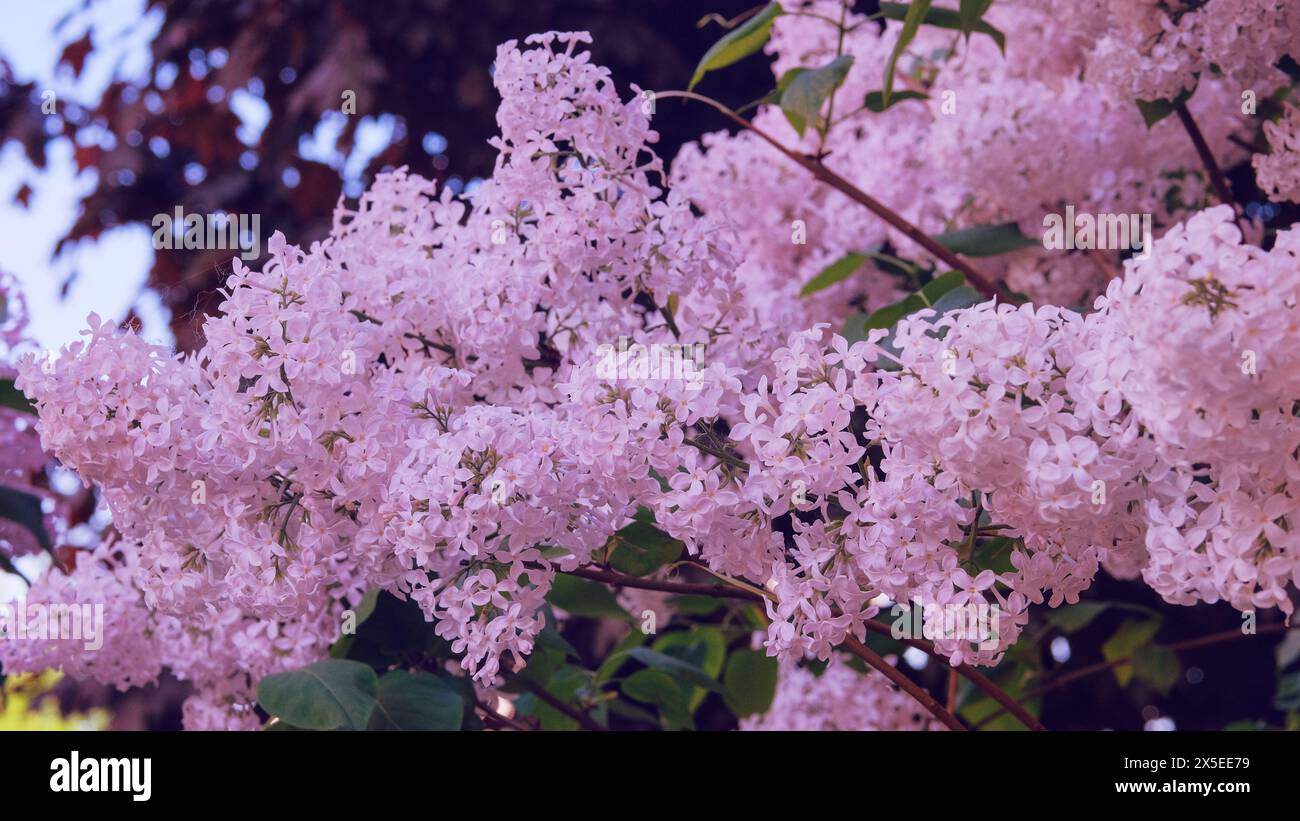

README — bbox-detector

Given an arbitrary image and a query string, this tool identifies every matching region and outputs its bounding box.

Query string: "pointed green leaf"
[607,511,684,577]
[689,3,784,90]
[863,89,929,112]
[780,54,854,136]
[627,647,725,693]
[368,670,464,731]
[880,2,1006,53]
[547,574,631,621]
[934,221,1037,257]
[723,649,779,717]
[882,1,932,108]
[0,378,35,414]
[257,659,379,731]
[958,0,995,40]
[1102,619,1162,687]
[800,252,867,296]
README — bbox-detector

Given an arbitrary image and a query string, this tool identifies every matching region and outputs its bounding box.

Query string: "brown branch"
[842,635,968,731]
[515,676,607,732]
[657,90,1005,301]
[973,621,1290,729]
[564,566,760,600]
[1174,102,1235,209]
[562,565,1043,730]
[476,700,535,732]
[857,619,1047,732]
[1041,620,1287,698]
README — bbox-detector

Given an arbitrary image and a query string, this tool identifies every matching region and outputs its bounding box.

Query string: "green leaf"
[1274,630,1300,712]
[1275,671,1300,712]
[1046,601,1111,633]
[799,252,867,296]
[654,628,725,677]
[334,590,451,669]
[958,0,995,40]
[546,574,630,621]
[257,659,379,731]
[535,621,581,660]
[654,626,726,710]
[747,66,806,111]
[352,587,380,626]
[368,670,464,731]
[919,270,965,304]
[519,645,567,688]
[606,697,660,725]
[0,485,52,552]
[842,272,982,366]
[967,535,1018,575]
[595,629,649,684]
[263,720,307,731]
[1274,628,1300,671]
[934,222,1038,257]
[667,594,724,616]
[530,666,594,731]
[0,378,35,414]
[1135,84,1195,129]
[689,2,784,91]
[958,659,1041,730]
[1132,645,1181,696]
[607,513,684,577]
[621,669,693,728]
[627,647,725,693]
[780,54,854,136]
[879,2,1006,53]
[882,0,932,108]
[863,89,929,112]
[723,649,779,717]
[1223,720,1277,731]
[928,284,983,314]
[512,665,590,732]
[1101,619,1162,687]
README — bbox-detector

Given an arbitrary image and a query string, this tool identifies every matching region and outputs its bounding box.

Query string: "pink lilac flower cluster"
[4,32,755,722]
[671,0,1251,317]
[1101,206,1300,616]
[1254,104,1300,204]
[4,16,1300,729]
[1072,0,1300,103]
[740,654,942,731]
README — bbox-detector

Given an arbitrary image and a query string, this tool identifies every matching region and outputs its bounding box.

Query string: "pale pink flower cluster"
[746,208,1300,667]
[1073,0,1300,103]
[1100,206,1300,615]
[6,32,757,717]
[741,655,941,731]
[1254,104,1300,204]
[5,21,1300,729]
[672,0,1248,317]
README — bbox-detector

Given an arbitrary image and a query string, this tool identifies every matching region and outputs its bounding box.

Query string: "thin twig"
[657,89,1005,301]
[515,676,606,732]
[1174,101,1235,209]
[857,619,1047,731]
[565,566,758,600]
[561,565,1042,730]
[842,635,968,731]
[476,700,535,731]
[973,621,1290,729]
